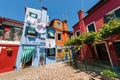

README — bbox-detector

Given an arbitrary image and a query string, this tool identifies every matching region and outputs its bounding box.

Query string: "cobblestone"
[0,62,101,80]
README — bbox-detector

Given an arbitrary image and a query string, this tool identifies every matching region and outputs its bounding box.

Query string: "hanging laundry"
[46,39,55,48]
[35,19,47,33]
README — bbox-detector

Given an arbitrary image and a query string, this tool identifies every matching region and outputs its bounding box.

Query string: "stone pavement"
[0,62,101,80]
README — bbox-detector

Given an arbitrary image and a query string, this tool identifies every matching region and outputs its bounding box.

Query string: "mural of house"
[0,17,23,73]
[15,7,49,70]
[73,0,120,69]
[49,19,73,62]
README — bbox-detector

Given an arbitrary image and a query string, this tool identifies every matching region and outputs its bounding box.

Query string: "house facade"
[0,17,23,73]
[50,19,72,61]
[16,7,49,70]
[73,0,120,69]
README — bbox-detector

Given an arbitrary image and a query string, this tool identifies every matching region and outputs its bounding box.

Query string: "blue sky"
[0,0,99,31]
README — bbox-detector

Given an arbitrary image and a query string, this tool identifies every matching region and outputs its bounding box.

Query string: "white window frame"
[86,21,97,32]
[106,6,120,15]
[75,30,80,37]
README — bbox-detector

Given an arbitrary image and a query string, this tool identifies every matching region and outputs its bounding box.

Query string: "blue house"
[16,7,49,70]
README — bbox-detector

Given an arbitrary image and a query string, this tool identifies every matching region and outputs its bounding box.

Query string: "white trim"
[0,40,20,45]
[114,40,120,42]
[86,21,97,32]
[106,6,120,15]
[75,30,80,36]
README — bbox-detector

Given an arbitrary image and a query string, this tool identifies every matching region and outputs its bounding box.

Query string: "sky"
[0,0,99,31]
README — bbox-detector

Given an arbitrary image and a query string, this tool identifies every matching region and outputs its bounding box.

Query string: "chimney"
[78,10,84,20]
[63,20,67,23]
[42,6,47,10]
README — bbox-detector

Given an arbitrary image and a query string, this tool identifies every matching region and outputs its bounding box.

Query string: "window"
[64,48,69,52]
[57,22,61,27]
[76,31,80,36]
[57,33,62,40]
[57,49,62,53]
[87,23,96,32]
[13,28,22,41]
[47,29,55,39]
[104,8,120,23]
[0,26,4,40]
[25,26,37,37]
[47,48,55,56]
[29,12,38,19]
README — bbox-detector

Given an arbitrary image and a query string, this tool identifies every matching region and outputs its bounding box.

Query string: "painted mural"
[56,48,72,61]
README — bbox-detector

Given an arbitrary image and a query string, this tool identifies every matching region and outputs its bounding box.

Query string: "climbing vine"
[65,18,120,51]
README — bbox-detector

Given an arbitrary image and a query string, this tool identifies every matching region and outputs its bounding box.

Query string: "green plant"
[102,70,118,78]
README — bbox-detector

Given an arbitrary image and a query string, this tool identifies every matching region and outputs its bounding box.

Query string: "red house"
[0,17,23,73]
[73,0,120,69]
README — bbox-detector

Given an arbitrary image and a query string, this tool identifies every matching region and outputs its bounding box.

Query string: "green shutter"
[115,8,120,18]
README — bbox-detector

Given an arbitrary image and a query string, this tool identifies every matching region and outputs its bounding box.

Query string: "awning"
[21,48,35,63]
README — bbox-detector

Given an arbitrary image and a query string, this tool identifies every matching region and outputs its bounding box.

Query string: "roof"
[87,0,109,14]
[0,16,24,28]
[73,0,109,29]
[72,22,79,28]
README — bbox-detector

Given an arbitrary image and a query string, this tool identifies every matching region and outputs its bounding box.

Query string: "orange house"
[50,19,73,61]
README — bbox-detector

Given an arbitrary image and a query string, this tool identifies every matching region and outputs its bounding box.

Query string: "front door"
[95,43,111,65]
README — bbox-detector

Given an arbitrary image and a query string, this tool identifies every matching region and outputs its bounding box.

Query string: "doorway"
[95,43,111,66]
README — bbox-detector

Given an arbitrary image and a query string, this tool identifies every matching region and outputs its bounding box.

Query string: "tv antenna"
[63,13,68,21]
[37,0,44,9]
[80,0,84,10]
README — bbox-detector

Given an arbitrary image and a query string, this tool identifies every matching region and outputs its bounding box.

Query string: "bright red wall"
[0,44,18,73]
[84,0,120,31]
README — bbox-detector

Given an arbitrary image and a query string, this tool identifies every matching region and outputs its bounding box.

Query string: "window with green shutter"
[25,26,37,37]
[29,12,38,19]
[48,29,55,39]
